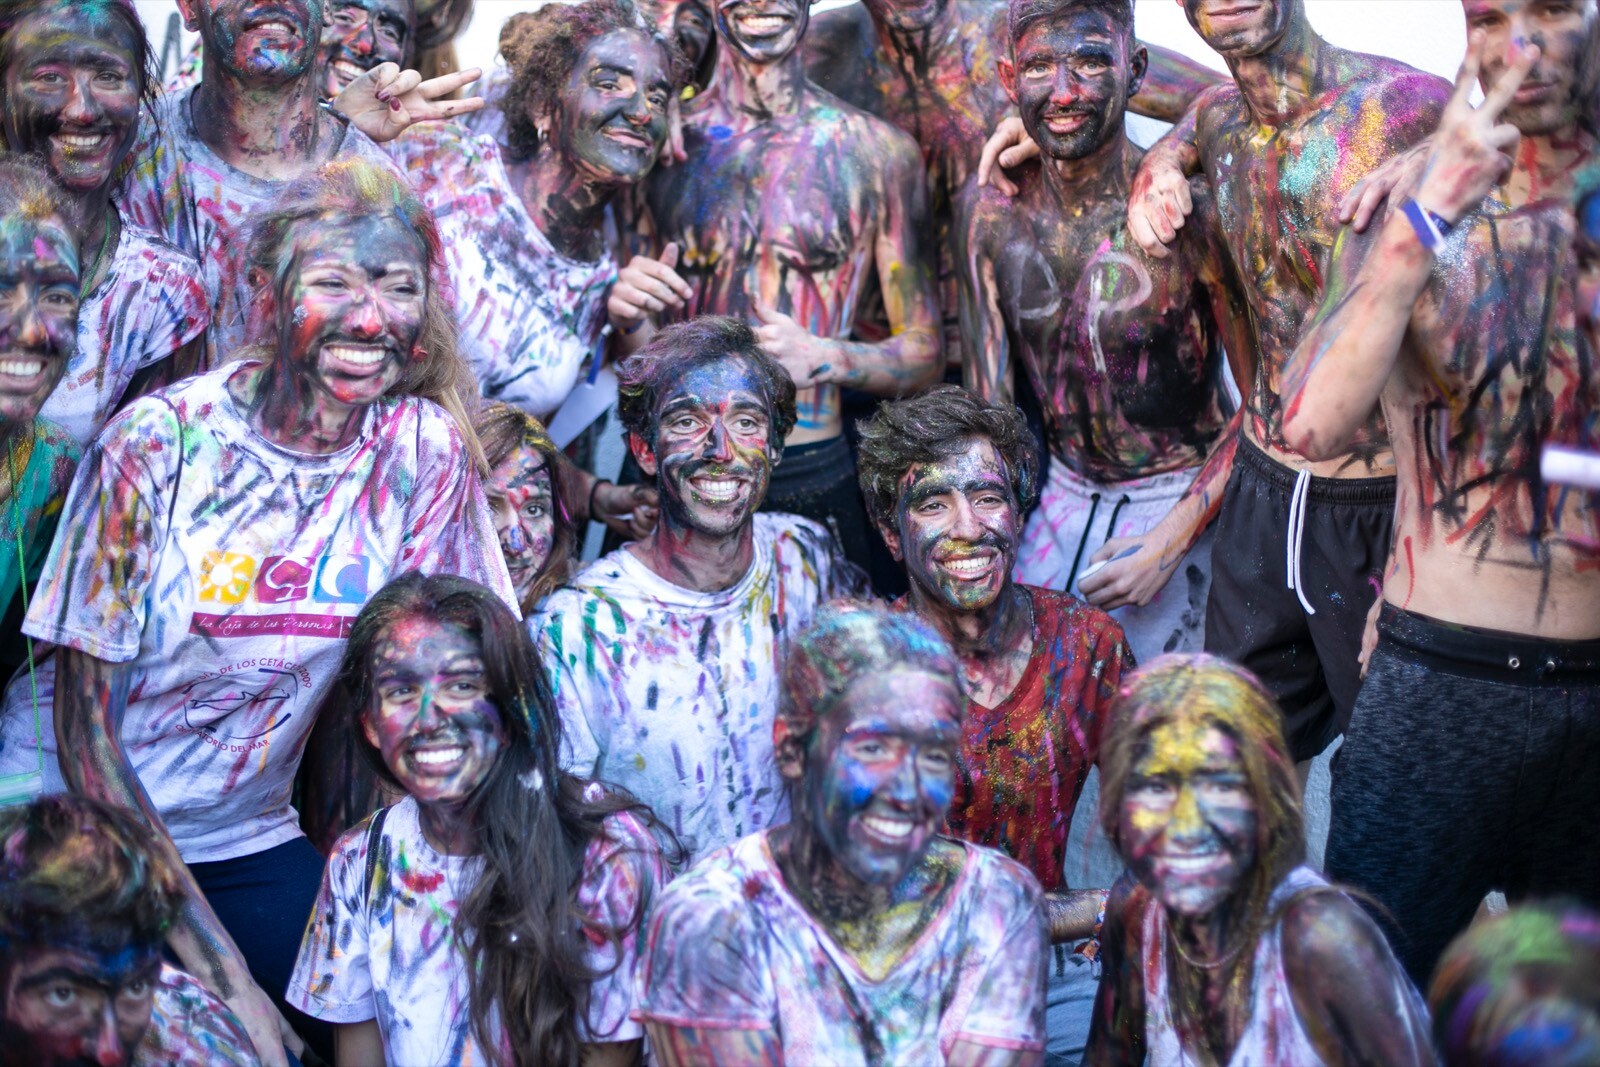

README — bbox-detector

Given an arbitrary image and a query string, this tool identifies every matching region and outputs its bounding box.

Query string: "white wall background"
[135,1,1472,104]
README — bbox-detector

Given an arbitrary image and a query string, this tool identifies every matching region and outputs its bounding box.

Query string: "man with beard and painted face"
[1087,655,1431,1066]
[607,0,943,590]
[637,605,1049,1065]
[0,795,261,1067]
[958,0,1253,673]
[803,0,1221,362]
[0,159,83,674]
[983,0,1454,775]
[537,317,864,865]
[119,0,477,368]
[1281,0,1600,986]
[0,0,212,449]
[857,386,1134,1064]
[0,160,513,1067]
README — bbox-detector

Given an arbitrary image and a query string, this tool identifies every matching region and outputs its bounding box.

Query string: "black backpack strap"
[362,806,390,920]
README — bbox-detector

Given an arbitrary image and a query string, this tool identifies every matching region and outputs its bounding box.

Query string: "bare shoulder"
[1333,49,1453,134]
[1279,887,1397,979]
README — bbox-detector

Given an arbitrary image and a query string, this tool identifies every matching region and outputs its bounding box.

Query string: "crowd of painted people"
[0,0,1596,1064]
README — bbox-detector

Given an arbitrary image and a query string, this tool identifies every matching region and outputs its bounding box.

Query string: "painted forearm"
[815,328,942,396]
[1163,409,1244,554]
[1141,104,1203,181]
[53,649,255,1003]
[1282,214,1431,460]
[1131,45,1224,124]
[1044,889,1108,944]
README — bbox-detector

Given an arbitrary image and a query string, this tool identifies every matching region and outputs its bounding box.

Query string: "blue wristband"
[1401,198,1452,256]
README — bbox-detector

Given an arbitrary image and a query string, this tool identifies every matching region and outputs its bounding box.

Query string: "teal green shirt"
[0,419,80,615]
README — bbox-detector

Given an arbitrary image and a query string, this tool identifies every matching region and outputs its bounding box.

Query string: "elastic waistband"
[1044,458,1199,506]
[1377,602,1600,685]
[1235,436,1396,505]
[771,434,854,488]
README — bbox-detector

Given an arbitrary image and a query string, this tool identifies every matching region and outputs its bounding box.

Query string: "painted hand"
[977,116,1039,197]
[1078,534,1180,610]
[753,298,835,387]
[609,242,692,330]
[1414,32,1535,224]
[593,481,660,541]
[1127,146,1193,259]
[228,979,302,1067]
[334,63,486,143]
[1339,138,1434,233]
[1357,588,1384,679]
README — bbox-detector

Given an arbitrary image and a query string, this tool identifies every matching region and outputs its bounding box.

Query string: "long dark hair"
[338,572,675,1067]
[0,0,161,126]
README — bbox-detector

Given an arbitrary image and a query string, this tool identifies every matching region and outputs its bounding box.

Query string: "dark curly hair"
[0,794,185,962]
[855,385,1040,528]
[1009,0,1133,42]
[617,315,798,448]
[498,0,689,163]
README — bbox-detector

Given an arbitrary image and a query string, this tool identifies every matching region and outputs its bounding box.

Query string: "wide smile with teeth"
[325,344,388,369]
[55,133,108,150]
[0,358,45,379]
[604,127,651,149]
[860,814,915,841]
[1159,851,1226,874]
[738,12,791,34]
[249,19,298,39]
[330,58,367,82]
[940,555,996,579]
[691,477,742,503]
[410,745,466,768]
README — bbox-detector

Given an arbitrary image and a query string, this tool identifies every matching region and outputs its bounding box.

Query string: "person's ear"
[878,519,903,562]
[629,431,660,478]
[773,718,806,783]
[998,55,1019,105]
[1128,42,1149,99]
[360,711,382,752]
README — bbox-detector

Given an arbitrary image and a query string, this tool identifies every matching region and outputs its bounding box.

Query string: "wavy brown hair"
[242,158,485,471]
[336,572,678,1067]
[475,402,576,612]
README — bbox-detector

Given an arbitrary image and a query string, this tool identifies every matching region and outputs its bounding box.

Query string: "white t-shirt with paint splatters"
[117,87,403,370]
[41,222,211,448]
[385,121,617,419]
[288,792,665,1066]
[0,363,515,863]
[534,513,865,863]
[635,832,1049,1063]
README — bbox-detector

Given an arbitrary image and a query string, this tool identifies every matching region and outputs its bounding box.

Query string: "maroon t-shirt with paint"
[900,587,1132,891]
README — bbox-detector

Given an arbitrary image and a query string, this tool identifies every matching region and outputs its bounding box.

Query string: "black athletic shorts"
[1326,604,1600,986]
[1204,437,1395,760]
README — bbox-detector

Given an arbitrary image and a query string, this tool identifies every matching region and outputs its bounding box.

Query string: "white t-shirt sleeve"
[134,244,212,367]
[947,855,1049,1052]
[397,405,518,612]
[633,862,774,1030]
[286,821,376,1023]
[575,808,667,1044]
[22,398,180,660]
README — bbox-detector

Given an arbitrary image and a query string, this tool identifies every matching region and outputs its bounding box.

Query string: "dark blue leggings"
[189,836,332,1065]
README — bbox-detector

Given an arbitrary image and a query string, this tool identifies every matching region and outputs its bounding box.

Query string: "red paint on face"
[0,216,78,427]
[1465,0,1594,136]
[892,436,1019,614]
[1,946,161,1067]
[320,0,413,98]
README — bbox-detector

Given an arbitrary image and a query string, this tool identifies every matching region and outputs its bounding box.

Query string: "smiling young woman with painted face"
[636,605,1048,1065]
[289,573,669,1067]
[1086,655,1431,1067]
[383,0,689,425]
[0,160,513,1067]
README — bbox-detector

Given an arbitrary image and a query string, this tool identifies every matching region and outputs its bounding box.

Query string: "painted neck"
[715,43,808,120]
[1225,16,1327,126]
[516,151,616,262]
[416,799,478,856]
[633,509,756,592]
[1168,892,1251,972]
[243,359,370,454]
[909,578,1031,665]
[870,6,962,70]
[190,55,326,175]
[778,813,891,926]
[69,185,118,293]
[1041,131,1137,207]
[1500,124,1597,209]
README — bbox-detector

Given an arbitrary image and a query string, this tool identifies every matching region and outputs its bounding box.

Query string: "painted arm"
[334,1020,384,1066]
[1281,893,1438,1066]
[1126,95,1208,258]
[1283,44,1532,461]
[755,135,942,397]
[646,1024,782,1067]
[954,189,1013,404]
[1129,43,1224,124]
[1043,889,1107,944]
[1083,878,1145,1067]
[54,649,295,1067]
[554,451,660,542]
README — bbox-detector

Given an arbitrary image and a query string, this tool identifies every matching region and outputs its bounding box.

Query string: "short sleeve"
[633,866,774,1030]
[134,243,212,367]
[575,809,668,1043]
[286,822,376,1023]
[397,403,519,614]
[533,600,605,775]
[948,858,1049,1052]
[22,399,179,660]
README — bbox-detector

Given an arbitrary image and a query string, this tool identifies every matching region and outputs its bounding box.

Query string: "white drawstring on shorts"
[1285,468,1316,616]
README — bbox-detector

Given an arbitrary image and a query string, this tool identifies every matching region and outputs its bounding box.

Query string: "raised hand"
[334,62,486,143]
[977,116,1039,197]
[1338,138,1433,232]
[593,481,661,541]
[1126,144,1194,258]
[1414,32,1536,225]
[753,296,834,387]
[608,242,693,331]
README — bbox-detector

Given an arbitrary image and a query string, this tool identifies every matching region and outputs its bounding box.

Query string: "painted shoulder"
[804,83,924,164]
[961,838,1047,913]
